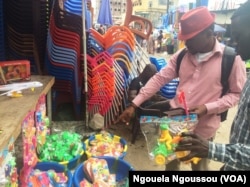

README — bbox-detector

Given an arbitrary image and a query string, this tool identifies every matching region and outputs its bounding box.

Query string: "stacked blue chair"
[5,0,38,73]
[45,0,83,120]
[149,57,167,72]
[0,0,5,60]
[4,0,52,74]
[149,56,179,99]
[87,32,105,57]
[32,0,53,72]
[64,0,92,30]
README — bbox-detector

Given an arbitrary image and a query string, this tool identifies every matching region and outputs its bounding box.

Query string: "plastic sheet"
[140,114,198,165]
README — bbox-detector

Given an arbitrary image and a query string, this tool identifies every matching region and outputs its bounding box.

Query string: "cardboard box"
[0,60,31,84]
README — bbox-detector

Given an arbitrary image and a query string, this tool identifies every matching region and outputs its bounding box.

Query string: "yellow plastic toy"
[158,124,173,150]
[152,123,201,165]
[175,151,201,164]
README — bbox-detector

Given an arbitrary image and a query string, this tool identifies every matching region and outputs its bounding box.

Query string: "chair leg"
[131,118,140,144]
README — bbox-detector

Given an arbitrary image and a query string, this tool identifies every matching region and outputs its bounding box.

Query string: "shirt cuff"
[208,141,226,162]
[132,95,146,107]
[205,102,218,115]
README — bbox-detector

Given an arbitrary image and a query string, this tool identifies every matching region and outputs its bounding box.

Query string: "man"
[175,0,250,171]
[97,25,105,35]
[156,30,163,53]
[128,63,166,107]
[115,7,246,171]
[147,32,155,54]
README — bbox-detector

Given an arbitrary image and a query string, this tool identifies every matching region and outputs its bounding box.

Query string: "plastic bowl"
[59,150,84,170]
[34,161,73,187]
[38,150,84,170]
[73,156,133,187]
[83,134,127,159]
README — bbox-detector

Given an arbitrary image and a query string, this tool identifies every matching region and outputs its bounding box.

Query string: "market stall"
[0,75,54,185]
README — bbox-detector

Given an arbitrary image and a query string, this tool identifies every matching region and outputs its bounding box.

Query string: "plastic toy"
[83,157,117,186]
[19,111,38,187]
[9,167,18,187]
[151,123,201,165]
[0,60,30,84]
[1,151,18,187]
[151,123,177,165]
[80,179,92,187]
[178,91,189,117]
[0,81,43,97]
[175,151,201,164]
[38,131,83,162]
[24,169,69,187]
[84,131,126,158]
[158,124,173,150]
[53,172,68,183]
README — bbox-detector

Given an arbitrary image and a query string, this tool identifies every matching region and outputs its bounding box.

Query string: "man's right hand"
[114,106,136,125]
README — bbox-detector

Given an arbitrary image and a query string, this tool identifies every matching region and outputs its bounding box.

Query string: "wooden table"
[0,75,55,151]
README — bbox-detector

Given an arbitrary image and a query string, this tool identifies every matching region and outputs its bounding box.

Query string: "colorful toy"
[25,169,69,187]
[178,91,189,117]
[151,123,201,165]
[38,131,83,163]
[158,124,173,150]
[19,111,39,187]
[83,157,117,186]
[0,81,43,97]
[80,179,92,187]
[0,60,30,84]
[35,94,51,156]
[175,152,201,165]
[0,147,18,187]
[151,123,177,165]
[84,131,126,159]
[47,170,68,185]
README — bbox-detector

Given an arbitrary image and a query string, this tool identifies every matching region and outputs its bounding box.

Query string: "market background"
[14,97,236,171]
[0,1,246,185]
[14,52,237,171]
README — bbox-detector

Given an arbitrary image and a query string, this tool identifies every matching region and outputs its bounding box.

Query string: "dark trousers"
[144,100,171,111]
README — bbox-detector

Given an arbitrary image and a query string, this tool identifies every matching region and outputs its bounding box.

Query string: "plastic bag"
[140,114,198,165]
[89,113,104,130]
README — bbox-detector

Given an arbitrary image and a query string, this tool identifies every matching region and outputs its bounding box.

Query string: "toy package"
[84,131,126,159]
[81,157,128,187]
[140,91,200,165]
[0,137,18,187]
[140,114,199,165]
[0,60,30,84]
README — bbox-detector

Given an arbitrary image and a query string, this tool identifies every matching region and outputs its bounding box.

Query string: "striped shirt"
[209,75,250,170]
